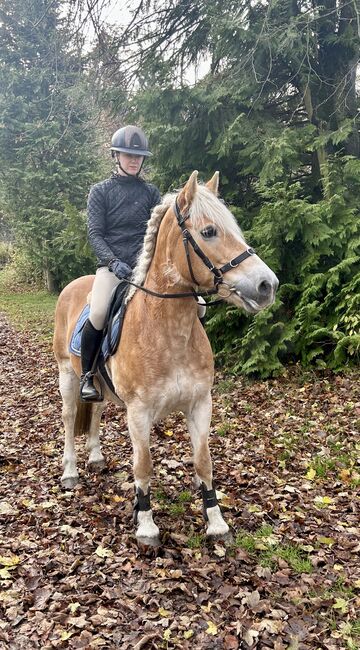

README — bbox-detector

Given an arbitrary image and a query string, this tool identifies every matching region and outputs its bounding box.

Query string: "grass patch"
[261,545,313,574]
[275,430,299,452]
[310,455,337,477]
[154,489,171,503]
[216,422,232,437]
[177,490,192,503]
[235,531,257,553]
[156,489,192,516]
[168,503,186,516]
[318,576,356,600]
[344,619,360,646]
[216,378,234,394]
[235,525,313,574]
[0,291,58,342]
[235,524,274,553]
[187,533,204,549]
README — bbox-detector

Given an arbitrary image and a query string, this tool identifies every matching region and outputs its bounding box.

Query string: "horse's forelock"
[126,184,243,305]
[189,185,244,239]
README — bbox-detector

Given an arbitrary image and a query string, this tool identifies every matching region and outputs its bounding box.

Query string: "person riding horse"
[80,125,161,402]
[54,167,279,544]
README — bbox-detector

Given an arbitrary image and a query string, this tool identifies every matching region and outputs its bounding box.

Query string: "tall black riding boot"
[80,319,104,402]
[199,314,206,328]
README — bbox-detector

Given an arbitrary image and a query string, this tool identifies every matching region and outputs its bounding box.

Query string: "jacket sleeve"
[87,184,115,265]
[151,185,162,210]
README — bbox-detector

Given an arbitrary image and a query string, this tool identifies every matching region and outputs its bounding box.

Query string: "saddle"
[69,282,129,394]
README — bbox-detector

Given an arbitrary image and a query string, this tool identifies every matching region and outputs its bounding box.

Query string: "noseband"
[174,198,255,290]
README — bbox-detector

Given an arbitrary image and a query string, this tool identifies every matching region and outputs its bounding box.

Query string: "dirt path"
[0,312,359,649]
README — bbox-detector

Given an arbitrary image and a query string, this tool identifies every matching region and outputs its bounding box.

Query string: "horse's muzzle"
[231,270,279,313]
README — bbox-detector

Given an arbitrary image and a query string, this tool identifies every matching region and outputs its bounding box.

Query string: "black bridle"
[174,198,255,291]
[122,198,255,301]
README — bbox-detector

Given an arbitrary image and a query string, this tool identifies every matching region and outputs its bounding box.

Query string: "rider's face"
[117,152,144,176]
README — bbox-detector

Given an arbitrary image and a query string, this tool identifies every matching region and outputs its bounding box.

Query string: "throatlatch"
[133,487,151,523]
[201,482,218,520]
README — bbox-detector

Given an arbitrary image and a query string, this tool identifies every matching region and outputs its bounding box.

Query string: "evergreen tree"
[91,0,359,373]
[0,0,103,290]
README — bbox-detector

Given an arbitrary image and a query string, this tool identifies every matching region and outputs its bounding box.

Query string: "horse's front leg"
[187,393,230,539]
[127,404,160,546]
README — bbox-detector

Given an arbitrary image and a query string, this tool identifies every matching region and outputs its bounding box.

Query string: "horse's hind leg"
[86,402,106,472]
[186,393,230,538]
[59,362,80,489]
[127,404,160,545]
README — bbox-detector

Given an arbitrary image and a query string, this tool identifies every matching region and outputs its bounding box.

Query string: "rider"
[80,125,161,402]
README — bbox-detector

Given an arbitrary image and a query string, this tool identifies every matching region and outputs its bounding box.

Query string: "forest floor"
[0,310,359,650]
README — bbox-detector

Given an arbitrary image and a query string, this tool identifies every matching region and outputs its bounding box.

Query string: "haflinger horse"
[53,170,278,546]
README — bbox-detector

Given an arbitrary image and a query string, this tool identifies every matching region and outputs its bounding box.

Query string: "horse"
[53,170,278,546]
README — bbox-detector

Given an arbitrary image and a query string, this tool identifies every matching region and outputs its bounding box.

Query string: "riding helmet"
[110,125,152,157]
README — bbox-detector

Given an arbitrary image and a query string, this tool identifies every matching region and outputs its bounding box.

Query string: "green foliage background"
[0,0,102,291]
[0,0,359,375]
[120,0,360,374]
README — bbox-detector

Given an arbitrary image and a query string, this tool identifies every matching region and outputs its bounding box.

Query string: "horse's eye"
[200,226,217,239]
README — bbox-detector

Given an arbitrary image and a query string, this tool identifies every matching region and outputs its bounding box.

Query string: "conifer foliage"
[0,0,358,374]
[0,0,99,291]
[100,0,360,374]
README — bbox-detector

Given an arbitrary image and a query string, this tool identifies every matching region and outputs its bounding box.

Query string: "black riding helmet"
[110,125,152,157]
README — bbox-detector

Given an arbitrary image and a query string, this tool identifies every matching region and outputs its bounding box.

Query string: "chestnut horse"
[53,171,278,545]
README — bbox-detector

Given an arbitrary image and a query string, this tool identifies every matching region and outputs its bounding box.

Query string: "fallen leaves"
[0,501,16,515]
[0,555,20,567]
[0,312,359,648]
[94,545,114,559]
[205,620,218,635]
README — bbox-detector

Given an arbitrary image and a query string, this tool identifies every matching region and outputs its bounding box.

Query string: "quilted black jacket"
[87,173,161,268]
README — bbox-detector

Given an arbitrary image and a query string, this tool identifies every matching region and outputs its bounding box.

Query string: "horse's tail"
[74,400,93,436]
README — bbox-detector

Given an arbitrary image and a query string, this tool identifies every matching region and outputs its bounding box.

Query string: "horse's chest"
[152,370,208,418]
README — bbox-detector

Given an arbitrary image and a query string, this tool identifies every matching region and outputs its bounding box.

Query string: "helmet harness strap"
[115,153,144,177]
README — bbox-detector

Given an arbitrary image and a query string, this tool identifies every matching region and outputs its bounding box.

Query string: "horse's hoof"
[208,530,234,545]
[61,477,79,490]
[136,535,161,549]
[88,460,106,473]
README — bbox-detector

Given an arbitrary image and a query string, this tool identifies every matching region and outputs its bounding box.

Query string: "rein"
[122,198,255,303]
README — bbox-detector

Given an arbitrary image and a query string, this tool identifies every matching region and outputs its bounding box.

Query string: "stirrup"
[80,372,103,402]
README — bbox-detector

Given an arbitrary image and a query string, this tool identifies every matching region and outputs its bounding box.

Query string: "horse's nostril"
[258,280,272,296]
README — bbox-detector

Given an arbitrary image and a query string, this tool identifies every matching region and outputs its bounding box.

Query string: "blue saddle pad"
[69,303,125,362]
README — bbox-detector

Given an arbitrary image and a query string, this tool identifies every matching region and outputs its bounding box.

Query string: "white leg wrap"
[136,510,160,540]
[206,505,230,536]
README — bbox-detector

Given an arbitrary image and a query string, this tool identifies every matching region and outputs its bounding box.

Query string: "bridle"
[174,197,255,293]
[122,198,256,302]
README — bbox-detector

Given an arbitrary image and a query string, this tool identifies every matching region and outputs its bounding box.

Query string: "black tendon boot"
[80,320,104,402]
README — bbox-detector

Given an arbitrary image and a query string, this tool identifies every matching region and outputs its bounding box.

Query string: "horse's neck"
[146,263,197,329]
[134,227,198,336]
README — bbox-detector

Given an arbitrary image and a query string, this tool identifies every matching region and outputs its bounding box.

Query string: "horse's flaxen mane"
[126,184,244,304]
[125,192,176,303]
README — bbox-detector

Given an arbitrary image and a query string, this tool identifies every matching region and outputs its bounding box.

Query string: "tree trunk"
[44,266,57,293]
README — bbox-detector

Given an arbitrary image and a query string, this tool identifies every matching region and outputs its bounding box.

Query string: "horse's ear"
[206,171,220,195]
[206,171,219,195]
[178,170,198,210]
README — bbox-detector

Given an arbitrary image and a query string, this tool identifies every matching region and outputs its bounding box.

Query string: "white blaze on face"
[188,186,278,312]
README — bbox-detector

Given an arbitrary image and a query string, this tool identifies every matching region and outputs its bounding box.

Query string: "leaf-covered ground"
[0,311,359,649]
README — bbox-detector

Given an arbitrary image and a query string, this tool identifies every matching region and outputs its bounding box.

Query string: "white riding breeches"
[89,267,121,330]
[89,267,207,330]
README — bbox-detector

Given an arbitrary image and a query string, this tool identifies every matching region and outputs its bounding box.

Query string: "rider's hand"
[108,258,132,280]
